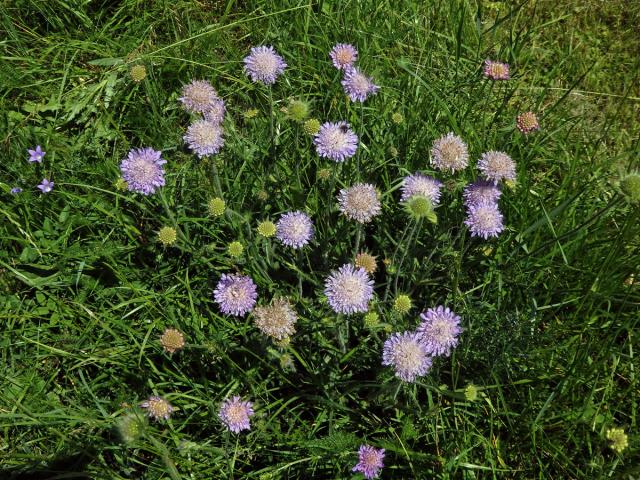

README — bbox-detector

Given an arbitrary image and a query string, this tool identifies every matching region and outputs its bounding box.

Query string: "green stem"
[354,224,362,256]
[392,219,420,298]
[211,159,223,197]
[383,221,411,301]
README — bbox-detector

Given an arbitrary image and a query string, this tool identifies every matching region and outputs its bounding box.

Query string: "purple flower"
[483,59,510,80]
[218,396,254,433]
[184,119,224,158]
[382,331,432,382]
[28,145,45,163]
[464,201,504,239]
[337,183,381,224]
[203,98,226,124]
[37,179,54,193]
[324,264,374,315]
[463,180,501,208]
[314,121,358,162]
[179,79,222,114]
[140,396,173,421]
[213,273,258,317]
[478,151,516,184]
[400,173,443,205]
[416,306,462,357]
[329,43,358,70]
[430,133,469,173]
[120,147,166,195]
[10,187,22,194]
[341,67,379,102]
[243,46,287,85]
[276,211,314,249]
[352,445,385,479]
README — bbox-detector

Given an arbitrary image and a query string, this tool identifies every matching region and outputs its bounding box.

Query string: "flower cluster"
[329,43,379,102]
[180,79,226,157]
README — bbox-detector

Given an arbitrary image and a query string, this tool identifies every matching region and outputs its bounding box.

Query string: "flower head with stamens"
[330,43,358,70]
[243,46,287,85]
[213,274,258,317]
[352,445,385,479]
[324,264,374,315]
[417,306,462,357]
[219,396,254,433]
[120,147,166,195]
[430,133,469,173]
[314,121,358,162]
[276,211,314,249]
[338,183,381,224]
[382,331,432,382]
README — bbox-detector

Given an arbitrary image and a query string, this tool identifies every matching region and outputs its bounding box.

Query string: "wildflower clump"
[257,220,276,238]
[208,197,226,217]
[157,226,177,246]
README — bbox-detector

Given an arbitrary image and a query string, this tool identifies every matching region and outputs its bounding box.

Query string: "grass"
[1,0,638,478]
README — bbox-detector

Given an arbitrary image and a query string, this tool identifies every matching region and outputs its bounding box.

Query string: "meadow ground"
[1,1,639,478]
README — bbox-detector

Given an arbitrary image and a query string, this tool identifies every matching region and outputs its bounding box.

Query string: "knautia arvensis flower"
[157,226,177,246]
[483,59,510,80]
[330,43,358,70]
[417,306,462,357]
[184,119,224,158]
[404,195,437,223]
[179,79,221,114]
[314,121,358,162]
[393,294,412,315]
[276,211,314,249]
[120,147,166,195]
[355,252,377,274]
[342,67,379,102]
[140,396,173,421]
[464,201,505,239]
[352,444,385,479]
[284,99,310,122]
[338,183,381,224]
[130,65,146,83]
[208,197,226,217]
[400,173,443,205]
[303,118,321,135]
[430,133,469,173]
[219,396,255,433]
[257,220,276,238]
[382,331,432,382]
[228,241,244,258]
[606,427,628,453]
[478,151,516,184]
[516,111,540,134]
[116,412,146,444]
[324,264,374,315]
[213,273,258,317]
[463,180,501,207]
[243,46,287,85]
[620,173,640,204]
[253,297,297,341]
[160,328,185,354]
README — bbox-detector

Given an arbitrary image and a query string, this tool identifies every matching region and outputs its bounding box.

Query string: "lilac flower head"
[478,151,516,184]
[276,211,314,249]
[218,396,254,433]
[184,119,224,158]
[120,147,166,195]
[341,67,379,103]
[243,46,287,85]
[10,187,22,195]
[140,396,173,421]
[37,179,54,193]
[203,98,226,124]
[483,59,510,80]
[329,43,358,70]
[213,273,258,317]
[401,173,443,205]
[352,445,385,479]
[28,145,45,163]
[337,183,381,224]
[324,264,374,315]
[382,331,432,382]
[314,121,358,162]
[463,180,501,207]
[464,201,504,239]
[179,80,222,114]
[417,306,462,357]
[430,133,469,173]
